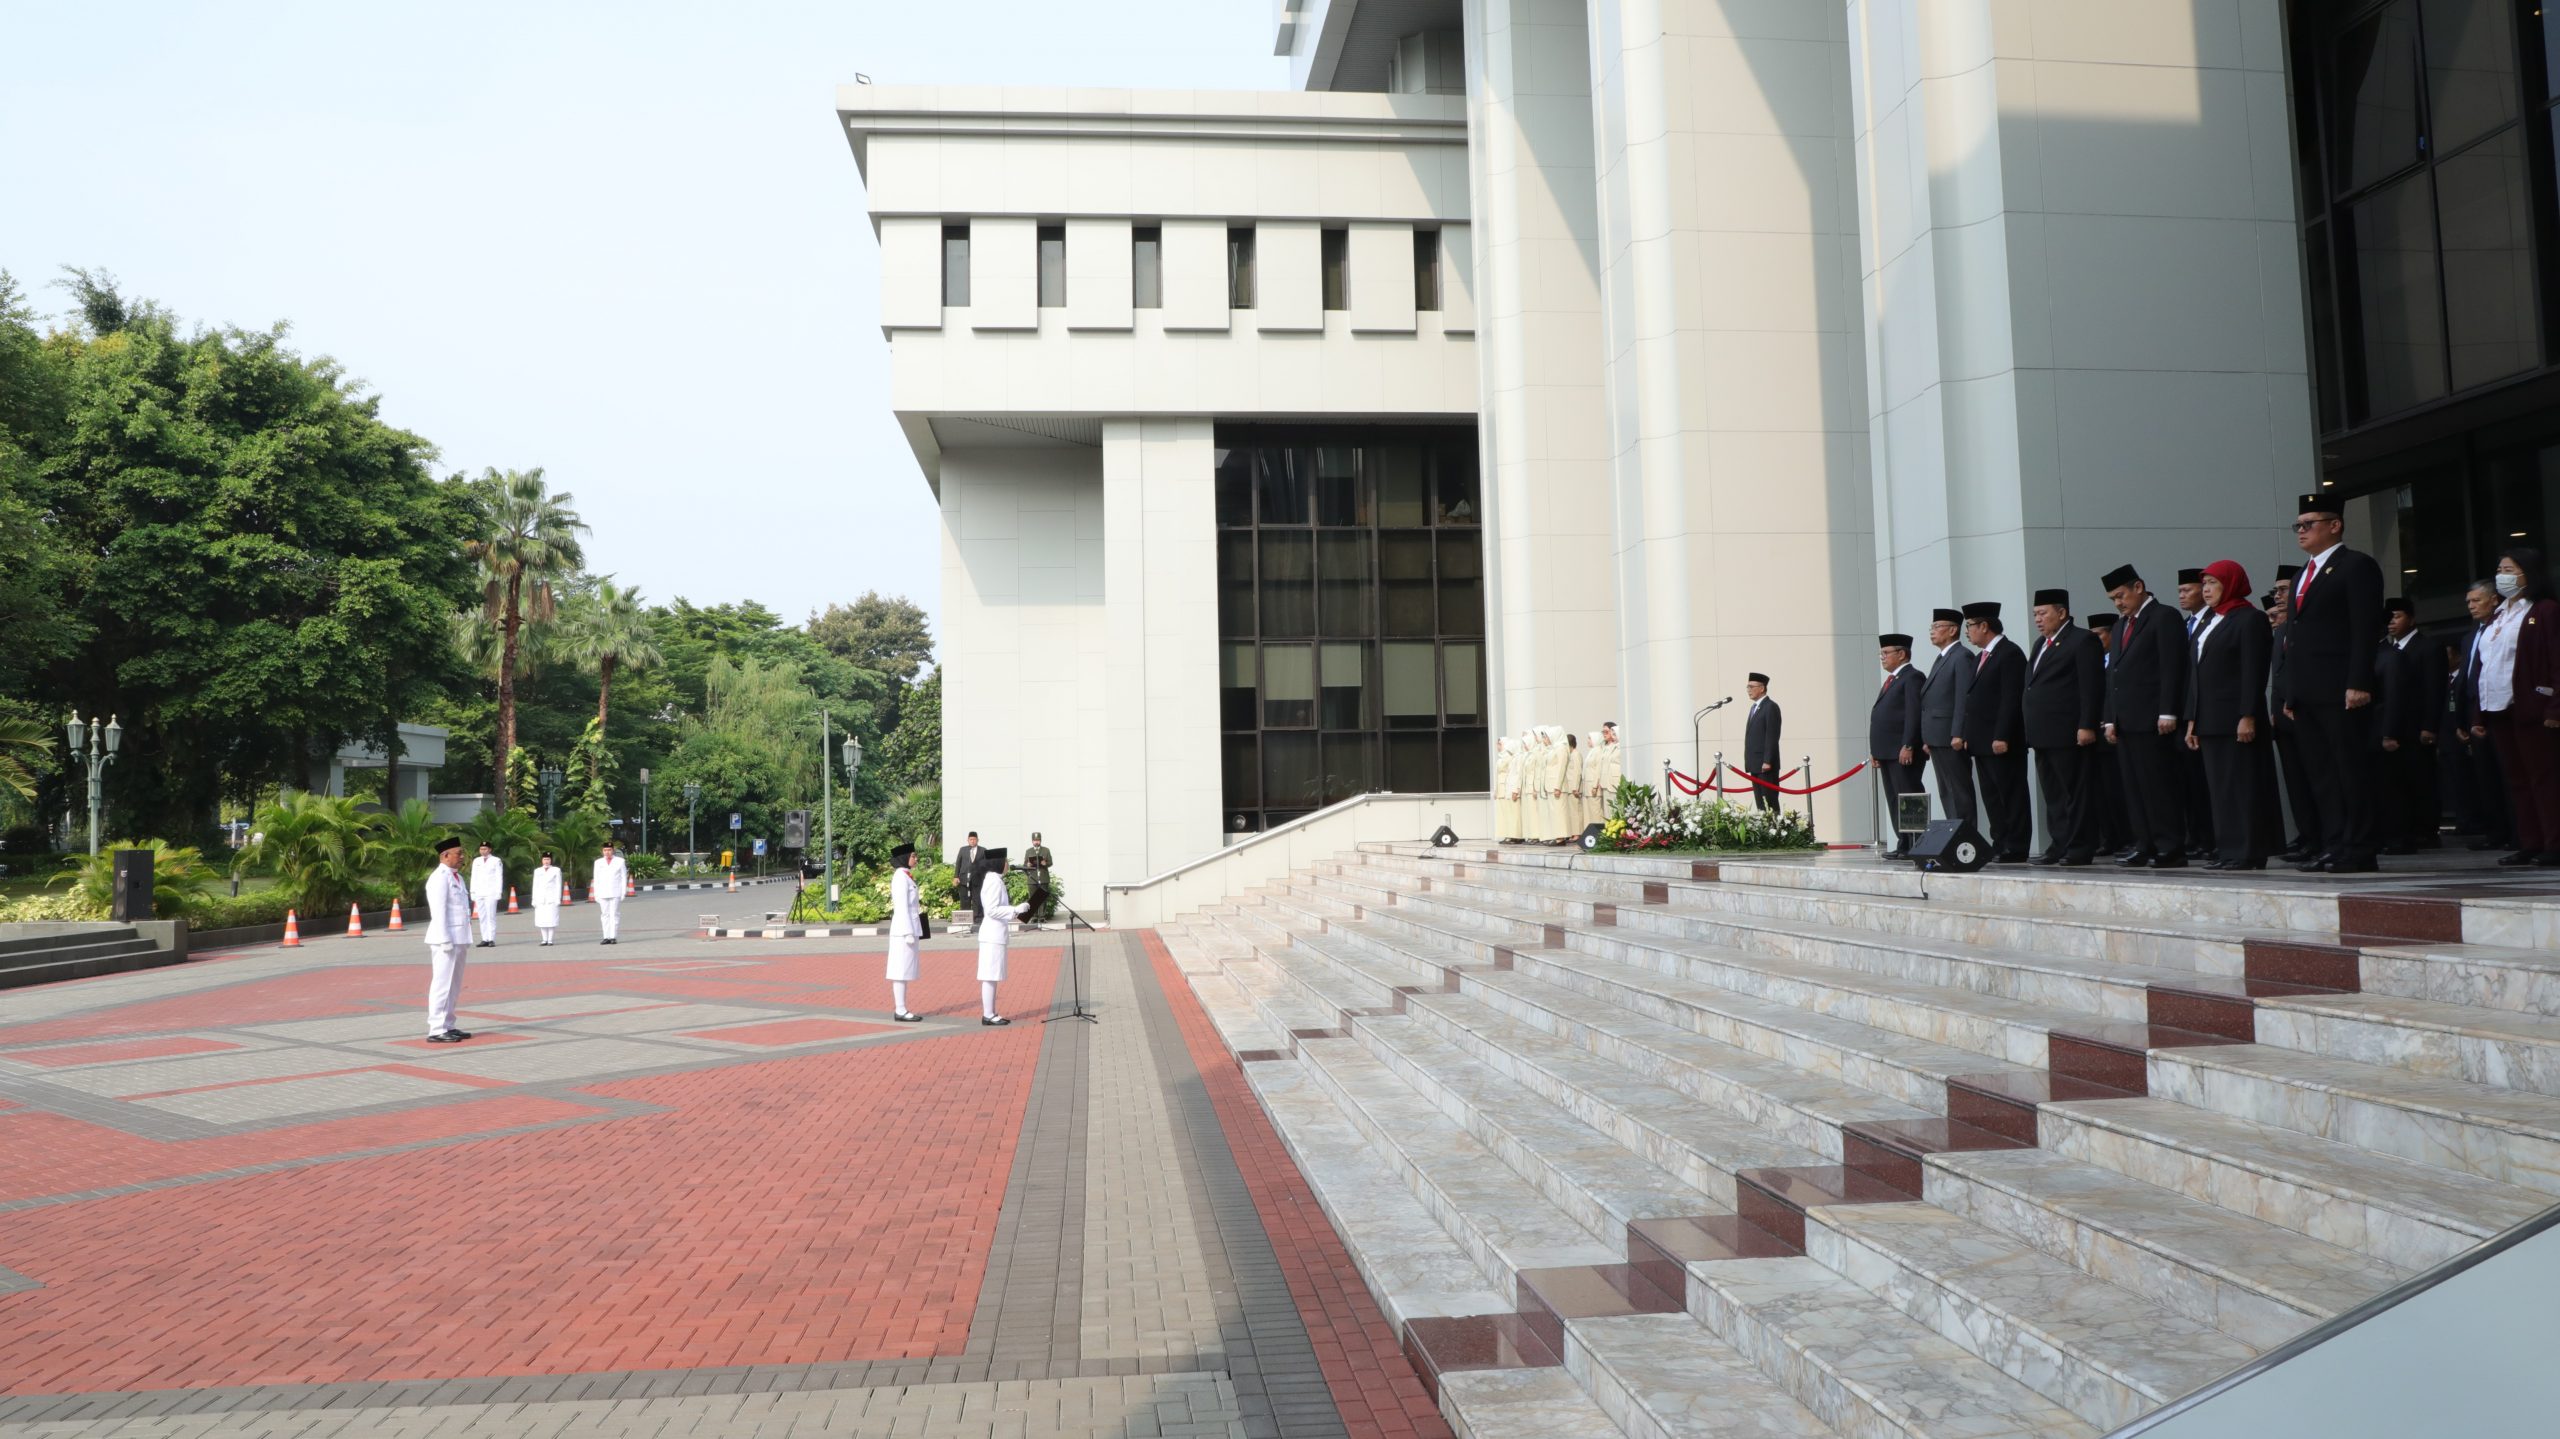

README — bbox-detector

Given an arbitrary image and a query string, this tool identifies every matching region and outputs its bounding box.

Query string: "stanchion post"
[1713,751,1725,801]
[1802,752,1817,843]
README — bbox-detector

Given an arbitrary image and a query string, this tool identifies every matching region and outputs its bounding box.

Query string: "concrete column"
[1102,419,1224,889]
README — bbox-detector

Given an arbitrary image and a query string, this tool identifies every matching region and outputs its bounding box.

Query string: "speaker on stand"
[1578,823,1605,853]
[1908,819,1988,873]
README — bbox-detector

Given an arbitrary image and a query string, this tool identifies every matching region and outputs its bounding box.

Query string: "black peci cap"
[434,836,462,854]
[891,843,916,864]
[1747,672,1769,684]
[2087,613,2116,631]
[1961,601,2001,620]
[1932,607,1962,625]
[2100,564,2141,591]
[2276,564,2302,580]
[2297,490,2344,518]
[1878,633,1912,649]
[2385,597,2413,616]
[2034,588,2069,609]
[2177,567,2204,585]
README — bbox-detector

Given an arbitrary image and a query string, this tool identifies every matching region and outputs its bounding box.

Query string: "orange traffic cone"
[387,898,404,931]
[282,910,301,947]
[507,886,520,914]
[626,875,636,897]
[347,903,364,938]
[726,869,737,893]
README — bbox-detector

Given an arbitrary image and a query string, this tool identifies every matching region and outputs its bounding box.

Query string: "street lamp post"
[639,767,651,856]
[539,763,562,825]
[684,781,701,872]
[820,709,835,905]
[64,713,121,856]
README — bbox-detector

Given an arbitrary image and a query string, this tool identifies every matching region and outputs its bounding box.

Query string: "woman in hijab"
[2184,559,2275,868]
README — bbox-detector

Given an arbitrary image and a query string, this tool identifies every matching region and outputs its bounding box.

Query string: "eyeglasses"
[2291,519,2328,531]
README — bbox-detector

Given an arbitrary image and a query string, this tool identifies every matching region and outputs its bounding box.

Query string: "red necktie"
[2296,560,2316,604]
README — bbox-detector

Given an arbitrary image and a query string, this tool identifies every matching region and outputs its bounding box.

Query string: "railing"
[2105,1196,2560,1437]
[1100,791,1490,926]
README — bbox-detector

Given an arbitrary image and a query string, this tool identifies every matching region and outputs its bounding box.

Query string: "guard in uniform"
[887,843,927,1021]
[1869,635,1925,856]
[1957,602,2030,861]
[423,837,474,1043]
[2101,564,2190,868]
[1022,833,1056,922]
[975,848,1033,1025]
[2281,492,2387,872]
[2023,589,2105,865]
[1919,608,1974,827]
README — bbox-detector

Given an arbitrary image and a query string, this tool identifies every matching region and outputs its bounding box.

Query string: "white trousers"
[538,927,556,944]
[596,896,621,939]
[475,902,498,943]
[426,942,468,1034]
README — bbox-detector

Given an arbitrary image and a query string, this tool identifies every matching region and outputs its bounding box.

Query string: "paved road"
[0,905,1445,1439]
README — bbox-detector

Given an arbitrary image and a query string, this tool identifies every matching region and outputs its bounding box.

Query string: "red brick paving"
[1143,934,1453,1439]
[0,950,1059,1393]
[688,1017,897,1046]
[0,1036,243,1067]
[385,1033,535,1051]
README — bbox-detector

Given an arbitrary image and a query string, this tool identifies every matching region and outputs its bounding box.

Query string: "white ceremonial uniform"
[424,862,473,1035]
[531,863,563,943]
[1559,741,1585,838]
[592,853,628,940]
[887,865,924,983]
[1595,737,1623,819]
[1493,742,1518,841]
[468,853,505,942]
[976,870,1029,982]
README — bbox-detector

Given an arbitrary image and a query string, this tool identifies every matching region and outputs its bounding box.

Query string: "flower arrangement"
[1605,780,1818,853]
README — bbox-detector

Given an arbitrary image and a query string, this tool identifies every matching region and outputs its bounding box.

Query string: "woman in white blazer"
[886,843,927,1021]
[530,852,564,946]
[975,848,1033,1025]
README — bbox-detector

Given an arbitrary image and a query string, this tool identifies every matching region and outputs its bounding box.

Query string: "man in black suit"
[1742,673,1781,812]
[1919,607,1975,827]
[2377,598,2442,851]
[2280,492,2387,872]
[1955,601,2030,861]
[2086,614,2131,856]
[2455,580,2515,849]
[2024,588,2106,865]
[2174,568,2220,858]
[952,830,985,927]
[2101,564,2190,868]
[2266,575,2321,857]
[1869,634,1926,856]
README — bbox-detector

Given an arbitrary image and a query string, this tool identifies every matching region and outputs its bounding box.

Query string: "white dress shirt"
[2478,598,2528,713]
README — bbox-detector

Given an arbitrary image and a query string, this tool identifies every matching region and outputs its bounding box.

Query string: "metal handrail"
[1099,790,1486,894]
[2103,1194,2560,1436]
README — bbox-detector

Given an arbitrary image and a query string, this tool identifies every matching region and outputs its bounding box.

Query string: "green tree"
[874,666,941,795]
[556,578,661,800]
[247,792,382,915]
[460,806,545,888]
[808,592,934,687]
[543,810,606,886]
[564,715,618,820]
[0,710,53,806]
[461,467,587,793]
[371,799,444,902]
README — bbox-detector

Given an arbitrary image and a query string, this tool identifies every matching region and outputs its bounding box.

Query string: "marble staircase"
[1155,842,2560,1439]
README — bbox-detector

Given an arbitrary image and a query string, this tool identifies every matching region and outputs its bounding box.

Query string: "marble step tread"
[1294,1033,1623,1277]
[1563,1311,1838,1439]
[2362,941,2560,1017]
[2152,1042,2560,1194]
[1369,904,2050,1099]
[1290,925,1448,997]
[1260,934,1410,1017]
[1694,1256,2101,1439]
[1219,957,1346,1037]
[1175,963,1291,1055]
[2260,989,2560,1053]
[1390,988,1827,1193]
[1244,1059,1513,1328]
[1415,864,2206,1008]
[1352,1015,1723,1233]
[1928,1146,2408,1327]
[1807,1199,2255,1428]
[2043,1094,2552,1243]
[1435,1367,1651,1439]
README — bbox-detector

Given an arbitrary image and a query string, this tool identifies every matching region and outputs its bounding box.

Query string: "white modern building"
[842,1,2560,908]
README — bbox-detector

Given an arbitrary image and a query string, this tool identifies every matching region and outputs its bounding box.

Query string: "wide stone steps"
[2359,940,2560,1019]
[2250,991,2560,1097]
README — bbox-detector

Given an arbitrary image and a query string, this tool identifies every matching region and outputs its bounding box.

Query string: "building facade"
[839,0,2554,906]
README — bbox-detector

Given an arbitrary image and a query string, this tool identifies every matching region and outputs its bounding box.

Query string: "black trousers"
[2293,699,2381,862]
[2272,722,2323,851]
[2115,727,2186,859]
[1975,748,2031,858]
[2385,741,2440,844]
[1876,755,1926,850]
[1928,744,1977,827]
[2200,734,2275,863]
[2180,742,2217,852]
[2467,733,2514,843]
[2033,744,2101,860]
[1750,764,1779,812]
[2091,746,2128,852]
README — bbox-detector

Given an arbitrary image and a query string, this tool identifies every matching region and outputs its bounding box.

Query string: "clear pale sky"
[0,1,1286,634]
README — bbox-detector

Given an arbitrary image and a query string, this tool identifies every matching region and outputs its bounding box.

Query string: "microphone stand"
[1047,896,1100,1024]
[1691,696,1734,793]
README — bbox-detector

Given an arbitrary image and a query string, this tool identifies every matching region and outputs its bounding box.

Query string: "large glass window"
[1415,229,1442,312]
[1133,226,1162,309]
[1321,227,1349,311]
[1214,425,1486,832]
[1228,226,1257,309]
[1038,225,1066,308]
[942,223,971,307]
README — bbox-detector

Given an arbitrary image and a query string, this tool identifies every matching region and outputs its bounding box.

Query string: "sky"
[0,1,1288,635]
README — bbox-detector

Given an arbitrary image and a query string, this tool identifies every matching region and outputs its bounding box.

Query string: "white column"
[1103,419,1224,887]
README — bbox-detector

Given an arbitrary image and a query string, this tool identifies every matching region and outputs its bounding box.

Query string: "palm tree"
[557,578,662,788]
[461,468,587,789]
[0,713,52,805]
[247,792,381,914]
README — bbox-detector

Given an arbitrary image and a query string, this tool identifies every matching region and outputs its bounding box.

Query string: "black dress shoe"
[980,1015,1011,1026]
[2149,855,2188,869]
[2280,847,2312,862]
[2115,854,2152,868]
[425,1031,462,1043]
[2329,858,2380,874]
[2059,855,2094,867]
[2499,851,2538,866]
[2201,859,2235,871]
[2293,856,2332,872]
[2030,855,2061,867]
[894,1011,924,1023]
[445,1029,471,1040]
[2380,845,2415,857]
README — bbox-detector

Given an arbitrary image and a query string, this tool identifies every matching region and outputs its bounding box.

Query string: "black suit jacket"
[1920,644,1973,748]
[2104,598,2187,732]
[2281,547,2385,705]
[1743,697,1782,772]
[2023,626,2105,750]
[1957,638,2026,750]
[1868,665,1923,759]
[2187,606,2271,737]
[952,844,983,892]
[2377,636,2431,742]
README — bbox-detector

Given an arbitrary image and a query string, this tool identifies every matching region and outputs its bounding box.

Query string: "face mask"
[2497,573,2523,599]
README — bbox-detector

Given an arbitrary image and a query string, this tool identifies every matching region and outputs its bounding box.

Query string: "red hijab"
[2203,559,2253,616]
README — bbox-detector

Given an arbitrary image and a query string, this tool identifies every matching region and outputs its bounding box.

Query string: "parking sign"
[752,838,767,857]
[729,812,742,831]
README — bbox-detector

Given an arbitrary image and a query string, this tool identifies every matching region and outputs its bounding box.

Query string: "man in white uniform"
[530,850,564,946]
[423,837,474,1042]
[592,840,628,944]
[975,848,1032,1025]
[467,842,505,947]
[886,843,926,1021]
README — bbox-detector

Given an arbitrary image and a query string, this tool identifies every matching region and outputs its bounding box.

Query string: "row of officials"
[1858,493,2560,873]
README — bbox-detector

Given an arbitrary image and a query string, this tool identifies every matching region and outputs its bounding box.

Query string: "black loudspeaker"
[1430,825,1459,848]
[783,810,810,848]
[1579,823,1605,852]
[1908,819,1989,873]
[111,848,155,922]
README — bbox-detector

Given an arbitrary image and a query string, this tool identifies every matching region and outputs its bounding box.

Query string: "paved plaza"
[0,890,1446,1439]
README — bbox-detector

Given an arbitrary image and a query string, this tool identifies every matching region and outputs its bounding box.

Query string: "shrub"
[189,888,297,931]
[625,852,670,882]
[0,889,105,923]
[54,840,216,919]
[246,793,378,914]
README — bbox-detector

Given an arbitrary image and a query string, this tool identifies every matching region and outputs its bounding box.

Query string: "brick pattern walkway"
[0,895,1440,1439]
